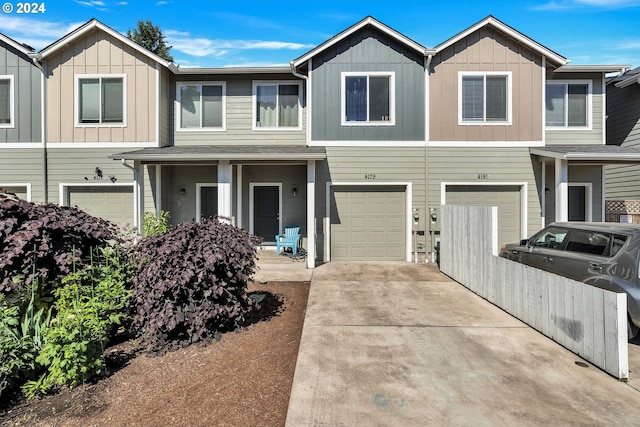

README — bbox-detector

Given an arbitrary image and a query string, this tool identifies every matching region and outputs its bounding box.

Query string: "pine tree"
[126,19,174,62]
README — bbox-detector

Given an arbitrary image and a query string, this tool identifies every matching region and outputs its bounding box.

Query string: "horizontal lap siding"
[605,83,640,199]
[428,147,542,237]
[0,148,44,200]
[173,75,307,146]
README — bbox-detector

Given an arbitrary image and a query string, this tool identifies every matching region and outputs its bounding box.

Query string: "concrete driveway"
[286,262,640,426]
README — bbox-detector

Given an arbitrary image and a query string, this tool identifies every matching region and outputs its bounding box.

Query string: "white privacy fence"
[440,205,629,380]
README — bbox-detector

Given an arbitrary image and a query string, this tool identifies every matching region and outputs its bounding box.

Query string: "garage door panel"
[68,186,133,226]
[331,186,406,261]
[446,185,521,247]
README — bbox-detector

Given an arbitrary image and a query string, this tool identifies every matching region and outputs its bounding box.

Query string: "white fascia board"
[0,34,34,55]
[615,74,640,88]
[435,16,568,66]
[292,16,429,68]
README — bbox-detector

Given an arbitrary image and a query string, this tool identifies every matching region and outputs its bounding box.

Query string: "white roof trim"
[435,16,568,66]
[0,33,33,56]
[37,19,171,68]
[615,73,640,88]
[555,64,630,73]
[292,16,429,68]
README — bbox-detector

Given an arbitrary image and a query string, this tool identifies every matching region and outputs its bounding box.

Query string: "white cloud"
[0,16,84,49]
[165,30,314,58]
[533,0,640,9]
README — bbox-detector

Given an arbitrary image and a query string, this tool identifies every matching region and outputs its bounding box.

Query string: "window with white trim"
[178,82,225,129]
[76,75,125,125]
[459,72,511,124]
[253,81,301,129]
[342,72,394,125]
[545,81,591,128]
[0,75,14,127]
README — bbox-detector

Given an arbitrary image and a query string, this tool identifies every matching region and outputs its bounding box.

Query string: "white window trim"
[458,71,512,126]
[252,81,302,131]
[0,75,14,128]
[341,71,396,126]
[74,74,127,128]
[176,82,226,132]
[0,182,30,200]
[545,80,593,131]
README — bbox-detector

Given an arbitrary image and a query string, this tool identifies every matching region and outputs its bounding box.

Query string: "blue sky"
[0,0,639,68]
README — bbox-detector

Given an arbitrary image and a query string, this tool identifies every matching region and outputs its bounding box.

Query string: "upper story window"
[545,81,591,129]
[459,72,511,125]
[177,82,225,130]
[341,72,394,125]
[253,81,301,130]
[0,75,13,128]
[76,75,126,126]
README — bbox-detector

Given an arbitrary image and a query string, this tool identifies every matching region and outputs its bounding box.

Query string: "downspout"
[29,53,47,202]
[289,61,309,145]
[121,159,139,230]
[424,51,433,263]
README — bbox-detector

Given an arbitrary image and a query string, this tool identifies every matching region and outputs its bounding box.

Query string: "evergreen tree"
[127,19,174,62]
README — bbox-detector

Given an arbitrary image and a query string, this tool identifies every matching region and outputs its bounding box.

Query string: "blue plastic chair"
[276,226,301,255]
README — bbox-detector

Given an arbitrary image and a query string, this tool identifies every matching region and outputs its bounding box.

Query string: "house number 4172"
[477,173,489,180]
[364,174,376,180]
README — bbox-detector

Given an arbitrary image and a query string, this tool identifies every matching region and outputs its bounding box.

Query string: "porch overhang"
[530,145,640,164]
[109,145,326,163]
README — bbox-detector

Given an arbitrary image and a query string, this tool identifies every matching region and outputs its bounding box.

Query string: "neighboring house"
[3,15,640,267]
[0,34,43,201]
[605,68,640,220]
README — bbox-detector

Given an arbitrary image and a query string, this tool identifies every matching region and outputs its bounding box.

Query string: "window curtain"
[278,84,298,127]
[202,85,223,127]
[180,85,201,128]
[485,76,507,121]
[568,84,587,126]
[102,78,123,122]
[0,80,10,124]
[462,76,483,121]
[545,84,565,126]
[256,85,277,127]
[79,78,100,123]
[345,76,367,121]
[369,76,389,121]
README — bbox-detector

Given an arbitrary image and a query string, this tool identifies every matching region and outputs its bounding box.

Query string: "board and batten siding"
[309,27,426,142]
[172,74,307,146]
[605,82,640,199]
[315,147,426,259]
[0,44,41,143]
[430,27,543,142]
[45,28,158,144]
[428,147,542,238]
[545,72,605,146]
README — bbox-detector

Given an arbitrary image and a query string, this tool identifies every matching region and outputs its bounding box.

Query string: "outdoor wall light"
[292,187,298,197]
[179,186,187,196]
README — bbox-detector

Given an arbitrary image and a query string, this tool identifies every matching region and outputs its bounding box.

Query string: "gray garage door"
[68,186,134,226]
[330,186,405,261]
[446,185,521,247]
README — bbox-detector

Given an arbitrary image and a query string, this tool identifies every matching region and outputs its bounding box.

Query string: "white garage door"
[446,185,522,247]
[0,185,28,200]
[68,186,134,226]
[330,186,406,261]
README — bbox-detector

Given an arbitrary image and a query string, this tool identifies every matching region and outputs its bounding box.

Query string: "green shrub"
[142,210,170,237]
[131,217,261,354]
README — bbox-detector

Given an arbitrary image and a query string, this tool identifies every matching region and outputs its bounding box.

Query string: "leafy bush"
[35,246,133,391]
[142,210,170,237]
[131,217,261,354]
[0,194,120,295]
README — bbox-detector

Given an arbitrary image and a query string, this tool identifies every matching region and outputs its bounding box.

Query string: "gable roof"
[434,15,568,67]
[291,16,433,69]
[34,18,171,68]
[0,33,34,56]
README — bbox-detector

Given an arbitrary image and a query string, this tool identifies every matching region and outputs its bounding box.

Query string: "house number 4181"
[364,174,376,180]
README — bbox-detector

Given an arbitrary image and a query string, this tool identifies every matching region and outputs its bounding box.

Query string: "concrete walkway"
[286,262,640,426]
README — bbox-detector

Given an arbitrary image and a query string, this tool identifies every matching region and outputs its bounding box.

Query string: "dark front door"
[254,186,279,242]
[200,186,218,220]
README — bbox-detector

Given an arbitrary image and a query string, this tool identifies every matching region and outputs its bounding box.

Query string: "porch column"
[555,158,568,222]
[134,161,145,230]
[307,160,316,269]
[218,160,232,222]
